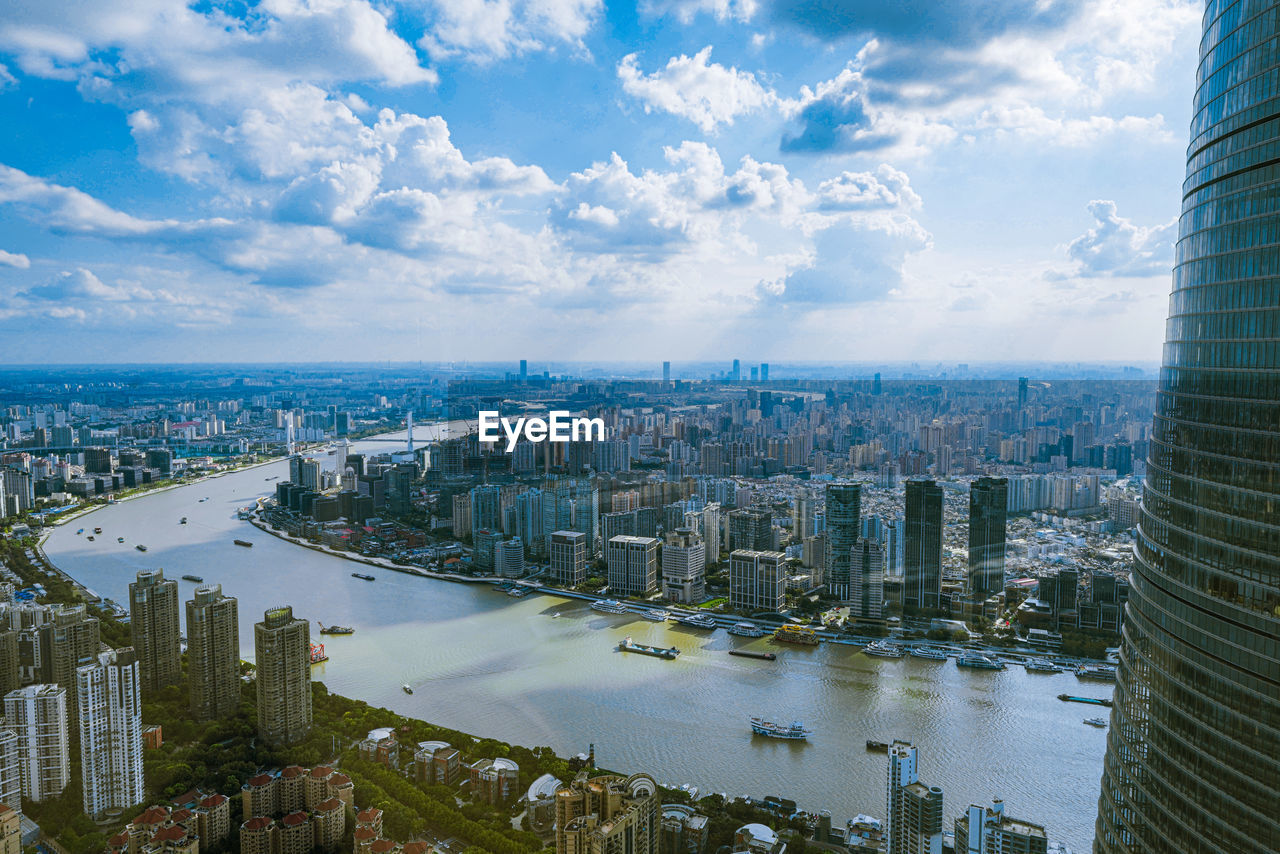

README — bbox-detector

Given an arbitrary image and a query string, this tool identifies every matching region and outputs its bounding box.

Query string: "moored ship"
[750,717,811,740]
[956,653,1005,670]
[727,621,766,638]
[864,641,906,658]
[909,646,949,660]
[676,613,717,629]
[773,625,820,645]
[1076,664,1117,681]
[642,608,671,622]
[617,636,680,660]
[591,599,628,614]
[1025,659,1063,673]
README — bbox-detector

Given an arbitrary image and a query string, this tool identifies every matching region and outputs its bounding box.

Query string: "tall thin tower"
[1094,1,1280,850]
[406,410,414,454]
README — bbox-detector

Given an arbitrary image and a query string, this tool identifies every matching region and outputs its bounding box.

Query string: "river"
[42,426,1106,851]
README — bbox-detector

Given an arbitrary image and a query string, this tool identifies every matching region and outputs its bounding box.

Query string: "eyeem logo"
[478,410,605,452]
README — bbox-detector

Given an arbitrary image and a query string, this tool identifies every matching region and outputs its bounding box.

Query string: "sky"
[0,0,1203,364]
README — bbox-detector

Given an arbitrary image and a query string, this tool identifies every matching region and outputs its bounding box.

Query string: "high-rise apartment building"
[38,604,99,716]
[904,479,943,611]
[606,536,659,597]
[555,772,661,854]
[1094,2,1280,849]
[549,531,588,587]
[728,507,772,552]
[0,731,16,815]
[4,684,69,803]
[955,799,1047,854]
[886,740,942,854]
[187,585,241,721]
[661,528,706,604]
[850,537,885,621]
[967,478,1008,599]
[824,482,861,601]
[129,569,181,692]
[254,606,312,747]
[495,538,525,579]
[728,550,786,613]
[77,648,143,819]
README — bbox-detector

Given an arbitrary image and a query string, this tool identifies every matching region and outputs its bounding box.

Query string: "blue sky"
[0,0,1201,363]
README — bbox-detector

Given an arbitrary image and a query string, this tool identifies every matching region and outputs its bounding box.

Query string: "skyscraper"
[728,549,786,613]
[187,585,241,721]
[38,604,99,716]
[662,361,670,384]
[254,606,312,747]
[4,684,69,803]
[129,569,182,692]
[77,648,143,819]
[1094,2,1280,850]
[904,479,943,611]
[849,537,884,621]
[549,530,588,587]
[606,536,659,597]
[661,528,706,604]
[886,740,942,854]
[824,482,861,601]
[967,478,1008,599]
[727,507,772,552]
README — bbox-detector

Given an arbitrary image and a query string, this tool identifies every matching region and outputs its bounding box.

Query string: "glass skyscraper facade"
[1094,1,1280,850]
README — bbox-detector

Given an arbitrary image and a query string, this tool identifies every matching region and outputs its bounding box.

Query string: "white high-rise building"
[606,536,659,597]
[886,740,943,854]
[495,538,525,579]
[4,684,69,802]
[0,730,18,815]
[661,529,706,603]
[77,648,143,818]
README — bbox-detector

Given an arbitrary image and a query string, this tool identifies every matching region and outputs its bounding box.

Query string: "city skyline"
[0,0,1201,362]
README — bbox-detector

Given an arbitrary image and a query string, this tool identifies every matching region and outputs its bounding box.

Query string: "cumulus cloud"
[618,47,790,133]
[416,0,602,61]
[816,165,920,211]
[0,249,29,269]
[1058,200,1175,278]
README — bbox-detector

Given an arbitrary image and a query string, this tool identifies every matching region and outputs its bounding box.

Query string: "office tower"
[555,772,661,854]
[515,489,545,554]
[84,447,112,474]
[254,607,312,747]
[550,531,588,587]
[731,359,741,381]
[129,569,181,692]
[760,363,768,382]
[661,528,706,603]
[904,479,943,611]
[967,478,1008,599]
[77,648,143,819]
[495,538,525,579]
[849,537,884,620]
[4,684,69,802]
[792,492,816,542]
[824,482,861,601]
[606,536,659,597]
[186,585,240,721]
[38,604,99,716]
[296,458,321,492]
[728,507,772,552]
[728,550,786,613]
[1094,3,1280,849]
[955,800,1047,854]
[1017,377,1028,409]
[886,740,942,854]
[519,359,528,382]
[662,361,670,384]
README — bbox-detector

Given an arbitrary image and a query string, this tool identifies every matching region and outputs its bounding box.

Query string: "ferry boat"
[642,609,671,622]
[1076,664,1117,681]
[182,575,204,583]
[590,599,628,614]
[135,544,147,552]
[909,646,949,660]
[749,717,811,740]
[676,613,717,629]
[956,653,1006,670]
[1084,717,1108,728]
[318,623,354,635]
[618,636,680,660]
[351,573,376,581]
[93,527,102,534]
[117,537,125,544]
[233,539,253,548]
[1025,659,1063,674]
[864,641,906,658]
[727,622,766,638]
[402,684,413,694]
[773,625,820,645]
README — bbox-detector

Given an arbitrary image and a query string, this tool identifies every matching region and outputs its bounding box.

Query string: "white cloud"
[618,47,789,133]
[416,0,602,62]
[817,165,921,211]
[0,249,29,269]
[1059,199,1175,278]
[640,0,757,23]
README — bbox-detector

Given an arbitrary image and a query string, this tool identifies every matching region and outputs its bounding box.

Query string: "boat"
[117,537,125,543]
[727,621,766,638]
[909,646,949,660]
[233,539,253,548]
[180,517,187,524]
[590,599,628,614]
[864,641,906,658]
[1058,694,1114,707]
[1084,717,1108,727]
[135,544,147,552]
[749,717,811,740]
[351,573,375,581]
[76,529,83,535]
[93,527,102,534]
[773,625,820,645]
[86,536,94,541]
[182,575,204,583]
[729,649,777,661]
[1025,659,1063,673]
[309,643,328,664]
[551,613,561,618]
[956,653,1006,670]
[642,608,671,622]
[506,587,530,598]
[318,623,354,635]
[866,740,890,752]
[617,636,680,660]
[402,684,413,694]
[1076,664,1117,681]
[676,613,717,629]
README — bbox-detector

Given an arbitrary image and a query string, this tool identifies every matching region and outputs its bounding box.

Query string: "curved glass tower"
[1094,1,1280,851]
